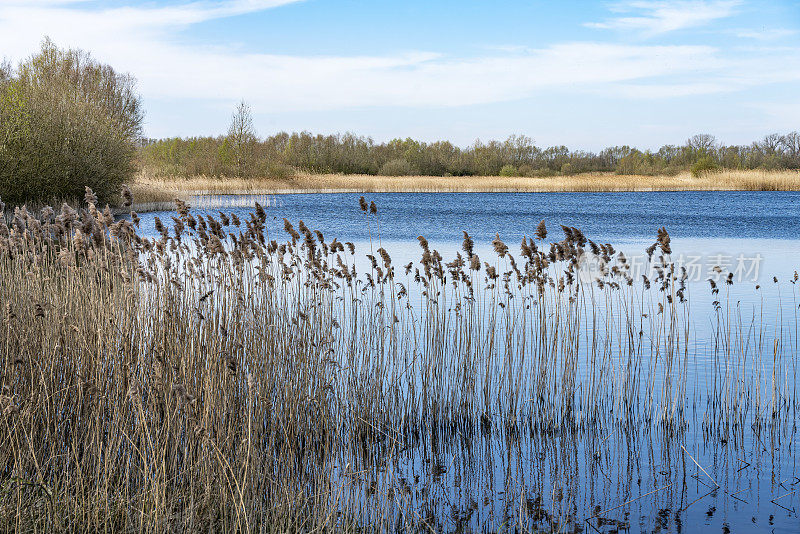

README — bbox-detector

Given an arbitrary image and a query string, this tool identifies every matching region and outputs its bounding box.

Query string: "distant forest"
[140,123,800,180]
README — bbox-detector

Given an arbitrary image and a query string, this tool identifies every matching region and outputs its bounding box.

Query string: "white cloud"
[735,28,798,40]
[0,1,89,5]
[0,0,303,44]
[586,1,742,36]
[1,0,798,133]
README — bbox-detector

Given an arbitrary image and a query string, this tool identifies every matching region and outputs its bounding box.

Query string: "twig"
[771,488,797,512]
[592,482,675,517]
[679,486,719,513]
[736,458,750,472]
[681,444,720,488]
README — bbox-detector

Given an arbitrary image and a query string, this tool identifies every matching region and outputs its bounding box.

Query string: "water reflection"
[132,192,799,532]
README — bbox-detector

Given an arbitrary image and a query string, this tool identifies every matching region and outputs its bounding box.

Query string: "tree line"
[140,105,800,179]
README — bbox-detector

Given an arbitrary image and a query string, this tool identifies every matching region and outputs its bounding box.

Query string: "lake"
[134,191,799,533]
[139,190,800,284]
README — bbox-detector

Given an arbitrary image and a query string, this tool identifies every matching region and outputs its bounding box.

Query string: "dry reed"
[0,189,796,531]
[135,169,800,196]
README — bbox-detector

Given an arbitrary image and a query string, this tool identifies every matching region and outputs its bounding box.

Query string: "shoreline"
[127,169,800,211]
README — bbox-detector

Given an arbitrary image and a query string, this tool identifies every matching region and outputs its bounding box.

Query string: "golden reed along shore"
[129,169,800,208]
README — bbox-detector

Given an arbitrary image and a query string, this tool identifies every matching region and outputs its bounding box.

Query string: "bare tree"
[686,134,717,154]
[759,133,783,155]
[781,131,800,158]
[227,100,257,178]
[502,134,536,166]
[0,59,11,149]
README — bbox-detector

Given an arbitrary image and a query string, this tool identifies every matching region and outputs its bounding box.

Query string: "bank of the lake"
[129,169,800,209]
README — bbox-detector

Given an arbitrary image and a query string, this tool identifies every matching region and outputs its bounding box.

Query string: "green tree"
[690,155,718,177]
[0,38,143,206]
[499,164,518,177]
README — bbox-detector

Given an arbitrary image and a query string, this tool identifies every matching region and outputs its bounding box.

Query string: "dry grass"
[1,189,797,530]
[124,181,184,212]
[136,169,800,195]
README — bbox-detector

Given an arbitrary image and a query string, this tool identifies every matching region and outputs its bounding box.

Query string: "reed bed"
[136,169,800,197]
[125,181,187,213]
[0,189,797,531]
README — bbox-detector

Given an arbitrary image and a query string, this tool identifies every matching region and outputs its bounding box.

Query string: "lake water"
[139,190,800,323]
[136,191,799,533]
[139,191,800,283]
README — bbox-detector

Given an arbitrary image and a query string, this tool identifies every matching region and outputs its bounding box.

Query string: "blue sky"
[1,0,799,149]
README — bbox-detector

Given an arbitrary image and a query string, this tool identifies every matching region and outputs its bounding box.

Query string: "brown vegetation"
[136,169,800,197]
[0,188,796,530]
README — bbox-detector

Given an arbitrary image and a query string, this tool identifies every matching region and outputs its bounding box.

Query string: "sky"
[0,0,799,150]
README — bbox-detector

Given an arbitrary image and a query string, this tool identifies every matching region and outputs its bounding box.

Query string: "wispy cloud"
[0,0,304,38]
[0,1,89,5]
[131,43,729,108]
[0,0,797,138]
[586,1,742,36]
[735,28,798,40]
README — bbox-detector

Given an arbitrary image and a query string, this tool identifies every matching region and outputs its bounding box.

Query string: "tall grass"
[0,190,796,530]
[136,169,800,196]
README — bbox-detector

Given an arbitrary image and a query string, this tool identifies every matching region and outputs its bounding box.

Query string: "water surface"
[136,191,799,532]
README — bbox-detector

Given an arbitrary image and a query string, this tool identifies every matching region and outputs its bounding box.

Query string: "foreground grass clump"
[0,189,797,531]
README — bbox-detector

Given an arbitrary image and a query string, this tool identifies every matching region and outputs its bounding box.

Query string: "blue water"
[147,190,800,243]
[138,191,800,288]
[134,191,800,533]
